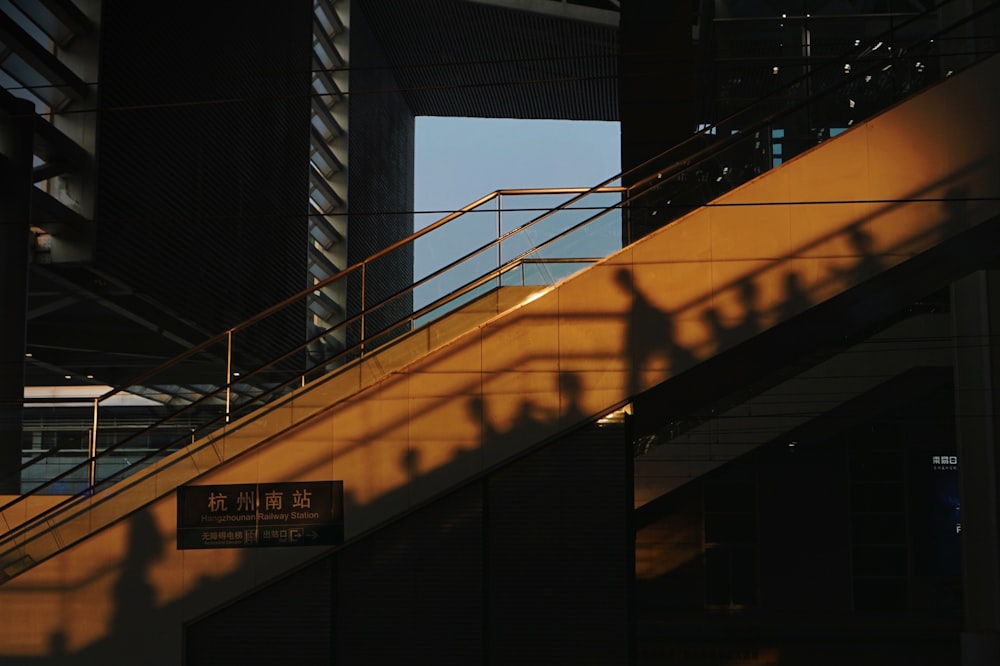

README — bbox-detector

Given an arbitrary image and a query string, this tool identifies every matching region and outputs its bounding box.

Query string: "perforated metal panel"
[186,420,632,665]
[96,1,313,346]
[358,0,619,121]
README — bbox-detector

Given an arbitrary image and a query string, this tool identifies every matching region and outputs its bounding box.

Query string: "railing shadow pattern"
[0,0,997,583]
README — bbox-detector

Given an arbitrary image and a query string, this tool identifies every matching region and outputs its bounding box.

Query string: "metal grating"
[357,0,619,120]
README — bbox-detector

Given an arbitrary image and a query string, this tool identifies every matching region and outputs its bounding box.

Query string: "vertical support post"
[952,270,1000,666]
[359,263,366,355]
[225,330,233,422]
[0,98,34,494]
[496,193,502,285]
[88,397,98,489]
[619,1,695,246]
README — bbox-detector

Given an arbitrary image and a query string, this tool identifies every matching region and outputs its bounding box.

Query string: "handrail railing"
[4,185,626,494]
[619,0,999,240]
[6,0,993,500]
[1,0,996,575]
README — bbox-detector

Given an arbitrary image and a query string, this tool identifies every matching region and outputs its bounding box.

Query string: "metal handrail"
[5,0,987,499]
[2,186,626,499]
[2,0,996,556]
[74,0,977,413]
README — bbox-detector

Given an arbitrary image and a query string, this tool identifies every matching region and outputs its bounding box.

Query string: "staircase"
[0,10,997,661]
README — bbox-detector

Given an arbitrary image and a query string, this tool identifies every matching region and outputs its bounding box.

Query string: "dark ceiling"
[357,0,619,120]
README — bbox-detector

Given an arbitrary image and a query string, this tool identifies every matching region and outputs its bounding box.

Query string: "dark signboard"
[917,454,961,576]
[177,481,344,549]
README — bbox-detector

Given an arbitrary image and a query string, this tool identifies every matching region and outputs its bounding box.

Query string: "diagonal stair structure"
[0,20,998,662]
[634,309,957,508]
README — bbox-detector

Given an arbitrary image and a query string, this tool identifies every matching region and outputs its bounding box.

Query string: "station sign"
[177,481,344,549]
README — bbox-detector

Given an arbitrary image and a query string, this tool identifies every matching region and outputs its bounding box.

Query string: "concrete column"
[618,1,696,245]
[952,270,1000,665]
[0,98,33,494]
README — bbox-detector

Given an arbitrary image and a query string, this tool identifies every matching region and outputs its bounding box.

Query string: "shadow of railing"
[1,0,997,586]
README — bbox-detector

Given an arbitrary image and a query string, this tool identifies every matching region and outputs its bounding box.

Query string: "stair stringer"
[634,311,955,507]
[0,284,543,540]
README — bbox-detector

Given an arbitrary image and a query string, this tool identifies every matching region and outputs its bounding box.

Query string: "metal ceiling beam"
[1,86,89,177]
[30,187,88,235]
[9,0,93,47]
[30,0,92,36]
[0,11,88,101]
[31,268,203,352]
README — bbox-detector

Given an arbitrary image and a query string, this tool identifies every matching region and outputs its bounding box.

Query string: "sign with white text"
[177,481,344,549]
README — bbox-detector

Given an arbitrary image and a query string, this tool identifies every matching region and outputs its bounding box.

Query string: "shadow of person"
[467,392,539,453]
[467,374,582,457]
[940,186,971,249]
[843,226,885,284]
[466,394,499,445]
[558,371,589,426]
[109,509,166,653]
[511,398,549,439]
[614,267,696,397]
[732,277,762,341]
[702,278,764,352]
[400,448,420,480]
[837,225,910,329]
[700,306,729,355]
[777,270,811,323]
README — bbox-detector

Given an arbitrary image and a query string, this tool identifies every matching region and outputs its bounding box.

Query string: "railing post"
[225,330,233,422]
[496,193,502,280]
[360,263,366,356]
[88,397,98,489]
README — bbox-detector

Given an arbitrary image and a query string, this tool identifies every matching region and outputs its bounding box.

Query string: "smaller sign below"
[177,481,344,550]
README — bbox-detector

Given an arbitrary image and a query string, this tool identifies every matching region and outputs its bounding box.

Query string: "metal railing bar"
[2,0,995,555]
